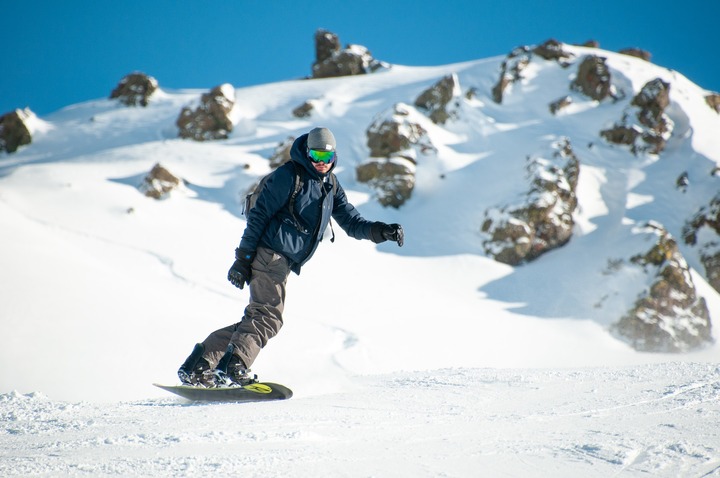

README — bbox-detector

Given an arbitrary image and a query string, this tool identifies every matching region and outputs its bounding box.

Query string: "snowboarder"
[178,127,404,386]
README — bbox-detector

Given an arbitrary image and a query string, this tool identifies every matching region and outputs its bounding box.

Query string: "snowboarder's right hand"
[228,248,254,290]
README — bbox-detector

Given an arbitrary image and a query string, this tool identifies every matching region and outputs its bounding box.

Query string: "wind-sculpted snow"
[2,364,720,477]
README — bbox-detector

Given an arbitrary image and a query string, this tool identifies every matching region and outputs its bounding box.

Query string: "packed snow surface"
[1,43,720,476]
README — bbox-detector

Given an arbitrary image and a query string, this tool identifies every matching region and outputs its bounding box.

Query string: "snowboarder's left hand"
[371,222,404,247]
[228,248,254,289]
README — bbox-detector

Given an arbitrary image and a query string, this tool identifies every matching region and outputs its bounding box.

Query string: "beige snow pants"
[201,247,291,368]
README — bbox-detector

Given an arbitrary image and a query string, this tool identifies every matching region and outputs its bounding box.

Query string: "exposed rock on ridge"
[0,108,33,154]
[177,84,235,141]
[481,138,580,265]
[414,74,461,124]
[601,78,673,155]
[612,223,713,352]
[683,193,720,294]
[139,163,184,199]
[311,29,387,79]
[493,40,574,104]
[571,55,613,101]
[357,103,436,208]
[110,72,158,107]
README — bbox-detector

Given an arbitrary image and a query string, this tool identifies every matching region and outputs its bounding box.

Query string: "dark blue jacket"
[239,134,375,274]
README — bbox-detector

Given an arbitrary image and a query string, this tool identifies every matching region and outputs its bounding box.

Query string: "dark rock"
[311,29,386,79]
[492,46,531,104]
[533,38,573,65]
[705,93,720,113]
[314,29,341,64]
[601,78,672,155]
[269,137,295,169]
[632,78,670,131]
[700,250,720,295]
[0,108,33,154]
[292,101,314,118]
[612,223,713,352]
[139,163,184,199]
[366,103,434,159]
[360,103,435,207]
[571,55,612,101]
[414,74,460,124]
[683,193,720,293]
[578,40,600,48]
[481,213,533,265]
[549,96,573,115]
[600,125,640,146]
[619,48,652,62]
[110,72,158,107]
[676,172,690,192]
[356,158,415,208]
[492,39,574,103]
[177,84,235,141]
[482,138,580,264]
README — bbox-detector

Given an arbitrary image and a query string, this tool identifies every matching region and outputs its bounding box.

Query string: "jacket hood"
[290,134,337,178]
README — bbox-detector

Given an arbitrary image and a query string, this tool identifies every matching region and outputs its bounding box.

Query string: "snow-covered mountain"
[2,40,720,476]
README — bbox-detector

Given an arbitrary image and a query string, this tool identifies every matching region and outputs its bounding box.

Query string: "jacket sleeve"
[331,181,375,240]
[238,165,295,252]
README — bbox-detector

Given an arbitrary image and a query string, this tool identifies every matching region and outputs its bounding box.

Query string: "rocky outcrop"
[571,55,613,101]
[0,108,33,154]
[481,138,580,264]
[492,46,531,104]
[139,163,184,199]
[577,40,600,48]
[619,48,652,62]
[493,40,574,104]
[601,78,672,155]
[176,84,235,141]
[269,136,295,169]
[414,74,460,124]
[292,101,315,118]
[110,72,158,107]
[683,193,720,294]
[315,29,341,64]
[533,38,573,65]
[706,94,720,113]
[311,29,386,79]
[365,103,435,159]
[632,78,671,129]
[549,96,572,115]
[612,223,713,352]
[357,103,435,207]
[356,159,415,208]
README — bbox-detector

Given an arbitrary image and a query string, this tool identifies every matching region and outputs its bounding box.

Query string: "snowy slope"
[3,363,720,477]
[2,44,720,476]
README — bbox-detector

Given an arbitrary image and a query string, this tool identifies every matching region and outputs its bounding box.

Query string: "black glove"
[370,222,404,247]
[228,248,254,290]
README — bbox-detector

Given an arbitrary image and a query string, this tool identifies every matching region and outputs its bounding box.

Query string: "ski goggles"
[308,148,336,164]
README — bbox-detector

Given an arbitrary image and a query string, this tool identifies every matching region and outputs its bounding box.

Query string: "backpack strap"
[327,172,337,243]
[287,162,303,218]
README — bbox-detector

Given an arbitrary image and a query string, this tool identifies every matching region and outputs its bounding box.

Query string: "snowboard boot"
[178,343,213,387]
[212,343,258,387]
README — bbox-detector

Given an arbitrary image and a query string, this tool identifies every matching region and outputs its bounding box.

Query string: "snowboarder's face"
[312,161,332,175]
[308,148,335,175]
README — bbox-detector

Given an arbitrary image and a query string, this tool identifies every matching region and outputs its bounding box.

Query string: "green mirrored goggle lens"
[308,149,336,164]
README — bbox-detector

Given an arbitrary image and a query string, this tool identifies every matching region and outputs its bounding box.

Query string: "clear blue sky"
[3,0,717,116]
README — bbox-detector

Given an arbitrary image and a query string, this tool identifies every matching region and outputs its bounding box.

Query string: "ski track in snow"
[2,364,720,478]
[0,192,237,302]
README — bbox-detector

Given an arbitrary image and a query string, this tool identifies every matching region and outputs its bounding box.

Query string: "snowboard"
[153,382,293,403]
